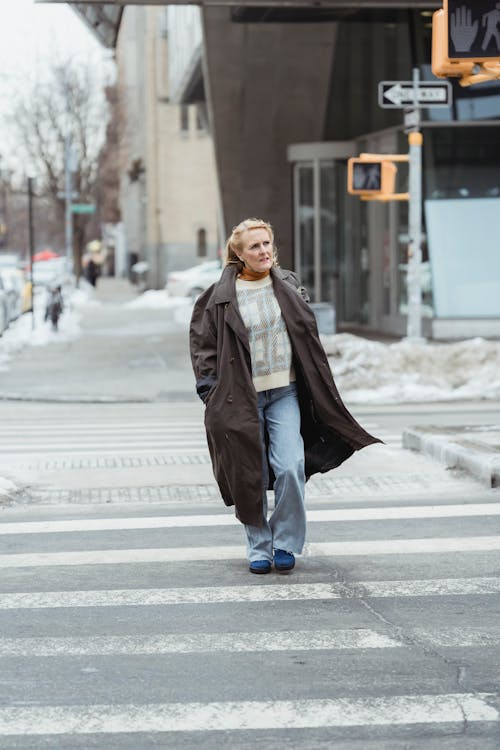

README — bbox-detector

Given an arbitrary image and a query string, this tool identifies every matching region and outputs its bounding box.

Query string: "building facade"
[68,1,500,336]
[115,5,220,288]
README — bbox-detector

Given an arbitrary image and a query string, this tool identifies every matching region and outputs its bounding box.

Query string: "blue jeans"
[244,383,306,563]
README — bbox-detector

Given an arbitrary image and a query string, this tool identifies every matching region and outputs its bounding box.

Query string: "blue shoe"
[274,549,295,571]
[249,560,272,574]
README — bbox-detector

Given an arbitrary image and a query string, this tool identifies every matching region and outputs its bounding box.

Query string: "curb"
[403,426,500,488]
[0,393,152,404]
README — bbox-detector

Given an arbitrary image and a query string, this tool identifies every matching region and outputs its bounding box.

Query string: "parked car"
[0,276,10,335]
[166,260,222,301]
[0,253,31,315]
[0,270,23,321]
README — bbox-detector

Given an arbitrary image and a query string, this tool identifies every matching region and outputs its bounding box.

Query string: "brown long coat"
[189,265,380,526]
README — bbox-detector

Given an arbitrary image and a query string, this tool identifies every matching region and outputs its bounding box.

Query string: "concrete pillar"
[201,8,336,266]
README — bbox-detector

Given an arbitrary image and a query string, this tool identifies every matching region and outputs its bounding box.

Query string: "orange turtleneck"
[238,267,270,281]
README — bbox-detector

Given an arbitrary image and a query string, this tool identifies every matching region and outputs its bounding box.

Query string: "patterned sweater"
[236,276,294,392]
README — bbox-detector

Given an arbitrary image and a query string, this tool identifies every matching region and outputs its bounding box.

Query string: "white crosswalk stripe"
[2,577,500,610]
[0,415,401,456]
[0,629,402,656]
[0,694,497,735]
[2,535,500,569]
[0,416,208,456]
[1,502,499,534]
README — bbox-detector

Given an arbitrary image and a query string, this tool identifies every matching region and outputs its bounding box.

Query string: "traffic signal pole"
[406,68,424,342]
[64,136,74,276]
[28,176,35,330]
[351,67,442,340]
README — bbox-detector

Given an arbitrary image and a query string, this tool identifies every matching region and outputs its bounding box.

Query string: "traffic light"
[347,158,397,198]
[432,1,500,85]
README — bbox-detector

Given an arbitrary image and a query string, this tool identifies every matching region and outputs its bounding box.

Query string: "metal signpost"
[378,69,453,341]
[62,139,78,277]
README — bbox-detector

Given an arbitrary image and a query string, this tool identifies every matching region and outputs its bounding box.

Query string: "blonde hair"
[224,218,279,271]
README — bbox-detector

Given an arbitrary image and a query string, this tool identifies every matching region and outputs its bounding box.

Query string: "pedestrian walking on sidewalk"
[44,284,64,331]
[190,218,380,574]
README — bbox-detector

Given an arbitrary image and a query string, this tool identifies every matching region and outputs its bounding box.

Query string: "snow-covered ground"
[323,334,500,404]
[126,290,191,310]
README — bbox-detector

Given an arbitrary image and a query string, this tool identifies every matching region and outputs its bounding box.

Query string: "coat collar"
[211,265,294,306]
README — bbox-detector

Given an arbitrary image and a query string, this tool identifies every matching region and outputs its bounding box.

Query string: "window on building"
[197,227,207,257]
[180,105,190,134]
[195,104,207,133]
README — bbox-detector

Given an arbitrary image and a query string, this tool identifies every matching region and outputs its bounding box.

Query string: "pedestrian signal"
[432,1,500,84]
[347,159,396,197]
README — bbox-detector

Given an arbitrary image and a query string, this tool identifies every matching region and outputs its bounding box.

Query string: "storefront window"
[320,163,337,304]
[423,126,500,318]
[297,165,315,297]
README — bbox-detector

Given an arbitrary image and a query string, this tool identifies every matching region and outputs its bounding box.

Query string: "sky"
[0,0,113,173]
[0,0,105,76]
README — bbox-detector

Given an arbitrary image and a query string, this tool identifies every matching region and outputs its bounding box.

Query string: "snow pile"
[0,475,16,498]
[126,290,191,310]
[70,285,102,309]
[323,334,500,403]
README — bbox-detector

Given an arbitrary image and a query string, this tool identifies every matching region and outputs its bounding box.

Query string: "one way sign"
[379,80,452,108]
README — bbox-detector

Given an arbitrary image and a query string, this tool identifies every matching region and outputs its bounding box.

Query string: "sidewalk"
[403,424,500,489]
[0,277,193,402]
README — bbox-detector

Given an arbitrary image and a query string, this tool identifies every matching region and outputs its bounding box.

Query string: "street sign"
[378,80,452,108]
[57,191,79,200]
[447,0,500,59]
[71,204,96,215]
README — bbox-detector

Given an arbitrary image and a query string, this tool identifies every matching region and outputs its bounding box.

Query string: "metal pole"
[313,157,321,302]
[28,177,35,330]
[406,67,424,341]
[64,135,74,275]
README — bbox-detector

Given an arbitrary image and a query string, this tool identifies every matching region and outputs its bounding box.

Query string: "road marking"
[412,627,500,648]
[0,629,400,656]
[0,693,497,734]
[0,424,203,433]
[0,447,208,459]
[1,536,500,568]
[2,627,500,657]
[1,577,499,610]
[0,439,207,451]
[1,503,499,535]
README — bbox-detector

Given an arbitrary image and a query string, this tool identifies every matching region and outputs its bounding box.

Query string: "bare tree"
[7,57,113,278]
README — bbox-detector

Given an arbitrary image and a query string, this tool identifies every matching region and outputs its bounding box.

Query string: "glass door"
[293,159,338,305]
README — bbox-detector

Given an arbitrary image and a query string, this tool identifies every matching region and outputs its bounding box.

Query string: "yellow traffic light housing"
[432,2,500,86]
[347,158,396,198]
[347,155,409,201]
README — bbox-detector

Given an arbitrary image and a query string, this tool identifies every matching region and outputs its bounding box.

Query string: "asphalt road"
[0,401,499,748]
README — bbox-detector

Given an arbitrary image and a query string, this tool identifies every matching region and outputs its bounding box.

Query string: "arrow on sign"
[383,84,447,106]
[378,81,452,109]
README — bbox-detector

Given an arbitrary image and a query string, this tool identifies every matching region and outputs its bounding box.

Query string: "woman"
[190,218,380,574]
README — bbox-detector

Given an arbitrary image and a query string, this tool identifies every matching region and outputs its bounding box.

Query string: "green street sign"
[71,204,96,215]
